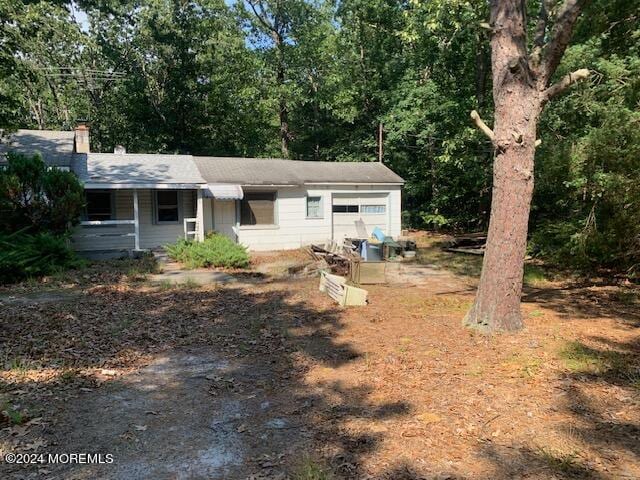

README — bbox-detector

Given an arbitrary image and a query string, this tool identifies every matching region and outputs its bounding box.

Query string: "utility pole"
[378,122,383,163]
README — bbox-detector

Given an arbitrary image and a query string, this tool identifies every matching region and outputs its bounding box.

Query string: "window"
[241,192,276,225]
[85,191,113,221]
[306,196,322,218]
[361,204,386,214]
[332,204,359,213]
[155,190,179,223]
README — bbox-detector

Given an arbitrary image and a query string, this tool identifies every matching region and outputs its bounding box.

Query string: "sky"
[69,0,239,33]
[69,2,89,33]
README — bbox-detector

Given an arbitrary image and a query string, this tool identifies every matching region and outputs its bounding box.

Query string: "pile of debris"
[309,228,417,306]
[443,233,487,255]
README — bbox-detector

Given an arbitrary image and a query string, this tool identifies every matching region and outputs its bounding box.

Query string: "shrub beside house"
[165,233,250,269]
[0,153,85,283]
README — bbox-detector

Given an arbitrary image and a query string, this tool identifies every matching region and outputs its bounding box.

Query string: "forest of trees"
[1,0,638,276]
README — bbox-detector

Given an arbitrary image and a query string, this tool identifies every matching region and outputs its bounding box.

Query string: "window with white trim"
[241,192,276,225]
[361,204,386,214]
[85,191,113,221]
[306,196,322,218]
[155,190,180,223]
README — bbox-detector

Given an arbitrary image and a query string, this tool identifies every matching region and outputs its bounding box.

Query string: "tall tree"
[465,0,590,332]
[242,0,300,158]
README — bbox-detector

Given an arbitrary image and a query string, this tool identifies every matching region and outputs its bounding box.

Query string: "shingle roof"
[1,129,405,186]
[0,129,76,166]
[74,153,206,186]
[193,157,405,186]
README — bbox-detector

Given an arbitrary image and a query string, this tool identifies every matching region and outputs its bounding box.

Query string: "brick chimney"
[74,123,90,153]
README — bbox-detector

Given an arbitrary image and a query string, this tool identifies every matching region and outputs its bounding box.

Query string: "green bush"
[0,152,84,234]
[165,233,250,269]
[0,230,84,283]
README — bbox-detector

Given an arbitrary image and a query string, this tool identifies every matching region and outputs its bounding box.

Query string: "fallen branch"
[470,110,494,141]
[543,68,590,101]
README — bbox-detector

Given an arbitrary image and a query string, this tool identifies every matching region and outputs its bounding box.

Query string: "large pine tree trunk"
[465,101,538,331]
[465,0,542,332]
[465,0,588,332]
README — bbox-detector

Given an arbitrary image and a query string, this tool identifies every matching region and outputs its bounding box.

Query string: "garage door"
[332,193,388,241]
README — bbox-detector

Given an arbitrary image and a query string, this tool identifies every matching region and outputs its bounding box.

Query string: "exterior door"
[213,199,237,241]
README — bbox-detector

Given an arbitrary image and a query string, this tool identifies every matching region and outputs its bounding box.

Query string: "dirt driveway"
[1,238,639,479]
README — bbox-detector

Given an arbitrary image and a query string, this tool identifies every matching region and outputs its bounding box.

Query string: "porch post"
[133,189,140,250]
[196,189,205,241]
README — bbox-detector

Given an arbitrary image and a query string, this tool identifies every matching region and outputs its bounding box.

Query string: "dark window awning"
[204,183,244,200]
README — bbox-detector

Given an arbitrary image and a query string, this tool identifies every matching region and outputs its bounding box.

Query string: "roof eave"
[82,182,207,189]
[303,181,404,186]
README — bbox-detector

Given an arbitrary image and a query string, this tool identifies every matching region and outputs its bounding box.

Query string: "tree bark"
[465,0,588,332]
[274,32,290,158]
[465,0,541,332]
[475,35,490,109]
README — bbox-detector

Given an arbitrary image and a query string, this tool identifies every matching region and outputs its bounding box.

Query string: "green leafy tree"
[0,152,84,234]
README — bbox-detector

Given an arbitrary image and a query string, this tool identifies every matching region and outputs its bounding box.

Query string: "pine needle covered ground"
[1,233,638,479]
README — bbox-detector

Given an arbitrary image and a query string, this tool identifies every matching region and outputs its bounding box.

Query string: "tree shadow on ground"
[0,280,416,478]
[522,283,640,325]
[475,334,640,480]
[1,264,639,479]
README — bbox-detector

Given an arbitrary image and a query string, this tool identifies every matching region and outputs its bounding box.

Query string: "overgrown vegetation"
[0,230,83,283]
[165,233,250,269]
[0,153,85,283]
[0,0,638,275]
[0,152,84,234]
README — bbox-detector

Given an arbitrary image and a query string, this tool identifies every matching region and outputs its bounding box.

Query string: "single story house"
[1,127,404,252]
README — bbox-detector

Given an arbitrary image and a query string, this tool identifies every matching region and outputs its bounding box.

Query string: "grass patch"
[179,278,200,289]
[6,356,33,373]
[465,362,485,377]
[416,244,482,278]
[156,279,173,290]
[503,353,543,378]
[557,341,636,379]
[524,265,551,287]
[558,341,608,373]
[60,369,80,383]
[611,289,640,305]
[1,402,27,426]
[415,239,557,286]
[126,255,158,281]
[165,233,249,269]
[292,456,333,480]
[536,447,585,477]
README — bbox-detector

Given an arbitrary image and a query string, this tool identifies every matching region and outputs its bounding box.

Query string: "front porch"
[72,188,207,253]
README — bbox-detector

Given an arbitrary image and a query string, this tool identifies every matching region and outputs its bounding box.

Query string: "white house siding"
[138,189,195,249]
[72,190,135,251]
[72,189,196,251]
[234,185,401,251]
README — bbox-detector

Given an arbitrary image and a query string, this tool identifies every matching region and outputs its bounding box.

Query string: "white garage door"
[332,193,388,241]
